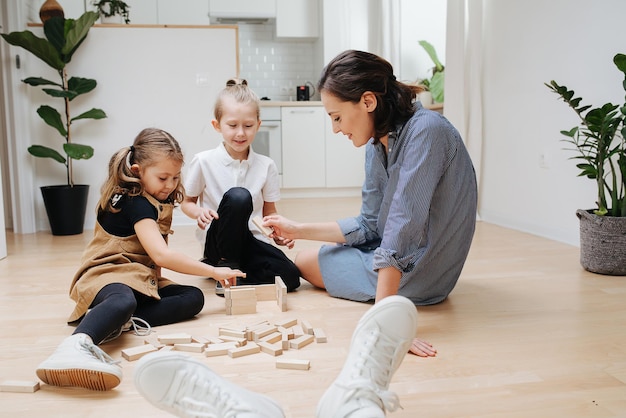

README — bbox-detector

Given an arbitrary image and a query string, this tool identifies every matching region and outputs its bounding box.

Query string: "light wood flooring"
[1,196,626,417]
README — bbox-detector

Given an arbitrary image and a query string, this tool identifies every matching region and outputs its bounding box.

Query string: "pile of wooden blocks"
[119,317,327,371]
[225,276,287,315]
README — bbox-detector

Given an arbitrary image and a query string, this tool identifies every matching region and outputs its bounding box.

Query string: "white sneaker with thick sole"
[134,352,285,418]
[36,333,122,391]
[316,295,418,418]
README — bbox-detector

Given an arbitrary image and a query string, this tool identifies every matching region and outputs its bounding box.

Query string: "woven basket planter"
[577,209,626,275]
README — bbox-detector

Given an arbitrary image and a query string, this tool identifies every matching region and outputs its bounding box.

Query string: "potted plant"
[418,40,445,104]
[93,0,131,24]
[545,52,626,275]
[1,11,106,235]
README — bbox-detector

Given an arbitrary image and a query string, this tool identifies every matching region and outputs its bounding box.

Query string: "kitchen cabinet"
[124,0,209,25]
[325,118,365,188]
[280,105,364,189]
[209,0,276,19]
[281,106,326,188]
[276,0,319,38]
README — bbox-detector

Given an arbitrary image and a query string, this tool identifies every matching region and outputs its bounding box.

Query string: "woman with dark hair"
[264,50,478,356]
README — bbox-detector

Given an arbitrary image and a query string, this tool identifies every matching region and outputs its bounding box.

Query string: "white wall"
[477,0,626,245]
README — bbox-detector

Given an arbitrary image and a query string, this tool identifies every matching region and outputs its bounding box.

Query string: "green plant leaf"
[22,77,62,87]
[0,31,64,70]
[42,87,78,100]
[560,127,578,137]
[36,105,67,137]
[72,108,107,122]
[43,16,65,55]
[418,40,444,72]
[64,143,93,160]
[430,71,445,103]
[62,11,99,62]
[27,145,66,163]
[67,77,97,97]
[614,53,626,74]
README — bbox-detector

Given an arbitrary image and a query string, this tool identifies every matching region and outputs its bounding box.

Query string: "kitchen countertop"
[260,101,323,107]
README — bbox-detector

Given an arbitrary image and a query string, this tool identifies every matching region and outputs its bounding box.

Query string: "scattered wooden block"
[217,335,247,346]
[275,318,298,328]
[260,332,282,344]
[289,334,314,350]
[258,341,283,356]
[144,335,166,349]
[160,345,174,352]
[192,336,211,345]
[174,342,205,353]
[158,333,193,345]
[225,287,257,301]
[281,333,290,350]
[228,342,260,358]
[204,342,238,357]
[252,216,273,237]
[227,304,257,315]
[292,325,305,338]
[276,359,310,370]
[218,328,247,339]
[313,328,327,343]
[0,380,40,393]
[301,320,314,335]
[207,337,225,345]
[121,344,158,361]
[251,325,278,341]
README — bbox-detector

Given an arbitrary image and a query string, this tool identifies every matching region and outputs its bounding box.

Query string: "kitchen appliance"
[254,107,283,184]
[296,85,310,101]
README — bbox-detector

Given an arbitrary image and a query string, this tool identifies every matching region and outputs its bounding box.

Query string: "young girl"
[36,128,244,391]
[181,79,300,295]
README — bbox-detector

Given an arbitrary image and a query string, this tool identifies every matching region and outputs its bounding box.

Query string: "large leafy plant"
[418,40,445,103]
[1,11,106,187]
[545,53,626,217]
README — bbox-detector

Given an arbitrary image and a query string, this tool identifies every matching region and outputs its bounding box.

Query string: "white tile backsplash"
[237,22,318,102]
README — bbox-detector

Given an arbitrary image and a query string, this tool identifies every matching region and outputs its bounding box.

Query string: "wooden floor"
[1,196,626,417]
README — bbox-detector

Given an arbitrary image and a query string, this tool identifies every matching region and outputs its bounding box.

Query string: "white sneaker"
[134,352,285,418]
[100,316,152,344]
[36,333,122,391]
[316,295,418,418]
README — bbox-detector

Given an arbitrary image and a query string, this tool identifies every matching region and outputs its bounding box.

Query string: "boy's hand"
[213,267,245,288]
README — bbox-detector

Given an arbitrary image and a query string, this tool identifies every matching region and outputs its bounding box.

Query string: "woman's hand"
[197,208,218,230]
[409,337,437,357]
[212,267,245,288]
[263,214,299,241]
[273,235,295,249]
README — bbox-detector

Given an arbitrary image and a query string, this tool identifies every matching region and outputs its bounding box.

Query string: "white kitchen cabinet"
[281,106,326,188]
[276,0,319,38]
[209,0,276,19]
[156,0,210,25]
[325,118,365,188]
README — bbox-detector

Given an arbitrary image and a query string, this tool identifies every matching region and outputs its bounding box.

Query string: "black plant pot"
[40,185,89,236]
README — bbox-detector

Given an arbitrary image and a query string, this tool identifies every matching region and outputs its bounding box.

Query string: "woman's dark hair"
[317,50,422,140]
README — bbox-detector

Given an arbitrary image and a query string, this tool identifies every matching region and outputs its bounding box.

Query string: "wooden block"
[228,342,260,358]
[254,284,278,301]
[260,331,282,344]
[281,333,290,350]
[225,287,257,300]
[313,328,327,343]
[301,320,314,335]
[276,359,310,370]
[276,276,287,311]
[121,344,158,361]
[207,337,225,344]
[258,341,283,356]
[292,325,305,338]
[252,324,278,341]
[275,318,298,328]
[160,345,174,352]
[204,342,238,357]
[289,334,314,350]
[226,298,257,308]
[0,380,40,393]
[144,335,166,349]
[227,304,257,315]
[217,335,247,346]
[252,216,273,236]
[219,328,247,339]
[158,333,193,345]
[174,342,206,353]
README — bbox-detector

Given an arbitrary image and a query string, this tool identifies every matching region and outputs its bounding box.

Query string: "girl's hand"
[197,209,218,230]
[213,267,245,288]
[409,337,437,357]
[263,214,298,240]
